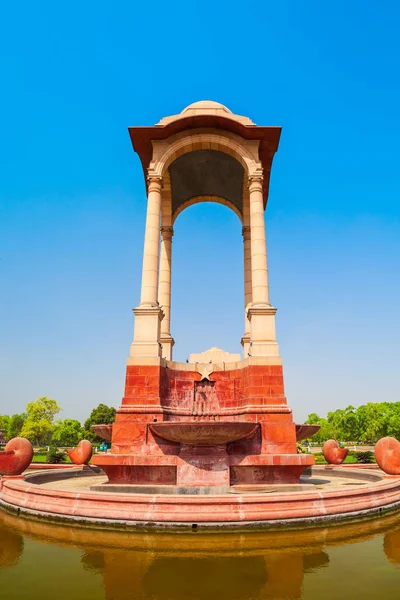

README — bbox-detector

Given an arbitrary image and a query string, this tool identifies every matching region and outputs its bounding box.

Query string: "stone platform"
[92,358,316,488]
[2,466,400,530]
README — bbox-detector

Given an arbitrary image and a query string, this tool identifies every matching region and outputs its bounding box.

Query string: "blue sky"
[0,1,399,423]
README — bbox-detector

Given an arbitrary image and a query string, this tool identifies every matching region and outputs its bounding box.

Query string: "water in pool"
[1,510,400,599]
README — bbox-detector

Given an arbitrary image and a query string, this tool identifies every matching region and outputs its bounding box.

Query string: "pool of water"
[1,510,400,599]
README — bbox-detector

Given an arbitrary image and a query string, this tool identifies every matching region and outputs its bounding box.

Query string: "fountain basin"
[296,424,320,442]
[91,424,113,441]
[2,465,400,529]
[149,422,259,446]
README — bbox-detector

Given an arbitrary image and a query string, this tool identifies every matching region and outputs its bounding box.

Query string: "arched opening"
[171,202,243,361]
[163,148,246,360]
[168,149,245,220]
[173,195,242,224]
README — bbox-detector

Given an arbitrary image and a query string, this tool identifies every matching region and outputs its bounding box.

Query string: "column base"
[160,333,175,361]
[249,343,280,357]
[248,305,280,357]
[130,305,164,359]
[241,333,251,358]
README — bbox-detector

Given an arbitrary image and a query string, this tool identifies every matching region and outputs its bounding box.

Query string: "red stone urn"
[375,437,400,475]
[68,440,93,466]
[0,437,33,476]
[323,440,348,465]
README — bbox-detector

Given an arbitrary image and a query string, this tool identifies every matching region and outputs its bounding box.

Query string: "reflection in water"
[0,526,23,569]
[82,551,105,574]
[2,510,400,599]
[384,528,400,565]
[142,555,269,600]
[82,548,329,600]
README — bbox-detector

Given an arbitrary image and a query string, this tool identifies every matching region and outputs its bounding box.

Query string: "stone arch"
[172,195,243,224]
[154,131,259,225]
[150,131,260,179]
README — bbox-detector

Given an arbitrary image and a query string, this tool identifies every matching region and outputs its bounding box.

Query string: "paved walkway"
[37,472,373,494]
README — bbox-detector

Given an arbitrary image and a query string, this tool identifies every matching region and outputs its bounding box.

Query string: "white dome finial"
[181,100,232,114]
[156,100,254,126]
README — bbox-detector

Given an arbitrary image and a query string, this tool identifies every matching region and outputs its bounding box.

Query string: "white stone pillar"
[159,225,174,360]
[130,176,164,358]
[247,175,279,357]
[241,225,252,356]
[140,176,163,305]
[249,176,270,305]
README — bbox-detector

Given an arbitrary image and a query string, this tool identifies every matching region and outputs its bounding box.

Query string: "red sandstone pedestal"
[177,444,230,487]
[92,360,315,488]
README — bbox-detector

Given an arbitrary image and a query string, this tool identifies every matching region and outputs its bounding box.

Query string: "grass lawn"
[32,455,73,464]
[314,454,376,465]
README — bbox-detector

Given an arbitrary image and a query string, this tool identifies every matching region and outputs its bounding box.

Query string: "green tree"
[0,415,11,433]
[20,397,61,446]
[52,419,83,447]
[306,402,400,445]
[327,406,360,442]
[305,413,334,443]
[7,413,27,439]
[83,403,116,442]
[306,413,321,425]
[356,403,390,442]
[387,406,400,439]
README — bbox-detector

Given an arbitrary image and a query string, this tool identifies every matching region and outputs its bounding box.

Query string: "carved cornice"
[133,305,165,320]
[247,305,277,317]
[146,174,163,192]
[242,225,251,240]
[160,225,174,240]
[117,405,292,415]
[248,174,264,192]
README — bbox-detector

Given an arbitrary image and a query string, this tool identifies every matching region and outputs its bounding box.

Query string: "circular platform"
[1,466,400,531]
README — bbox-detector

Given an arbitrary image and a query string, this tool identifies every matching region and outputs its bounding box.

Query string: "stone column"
[241,225,252,356]
[159,225,175,360]
[248,176,270,305]
[140,176,163,305]
[130,176,164,359]
[247,175,279,357]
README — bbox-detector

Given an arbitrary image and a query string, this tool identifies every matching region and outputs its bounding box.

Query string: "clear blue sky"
[1,1,399,423]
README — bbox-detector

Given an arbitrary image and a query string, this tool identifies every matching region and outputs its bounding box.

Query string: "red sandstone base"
[92,361,315,489]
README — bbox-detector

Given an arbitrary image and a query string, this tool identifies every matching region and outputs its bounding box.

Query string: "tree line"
[0,397,116,447]
[2,397,399,447]
[306,402,400,443]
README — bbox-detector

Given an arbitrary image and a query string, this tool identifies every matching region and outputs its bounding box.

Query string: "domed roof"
[157,100,254,126]
[181,100,233,114]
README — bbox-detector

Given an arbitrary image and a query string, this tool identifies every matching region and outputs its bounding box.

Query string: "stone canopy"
[128,100,282,362]
[128,100,281,214]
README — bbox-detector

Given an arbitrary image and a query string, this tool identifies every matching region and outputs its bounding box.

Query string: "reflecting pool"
[1,510,400,599]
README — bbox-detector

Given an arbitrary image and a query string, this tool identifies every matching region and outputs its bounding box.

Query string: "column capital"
[242,225,251,240]
[147,175,163,192]
[248,175,264,192]
[160,225,174,240]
